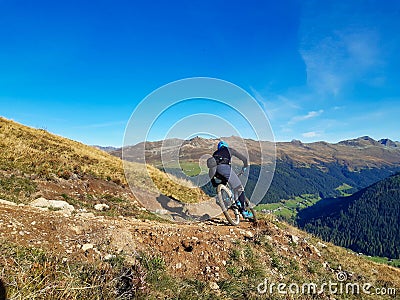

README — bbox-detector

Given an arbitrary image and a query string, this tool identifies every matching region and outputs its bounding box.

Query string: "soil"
[0,202,270,280]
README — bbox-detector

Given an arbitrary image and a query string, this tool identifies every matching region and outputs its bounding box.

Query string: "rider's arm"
[230,148,248,168]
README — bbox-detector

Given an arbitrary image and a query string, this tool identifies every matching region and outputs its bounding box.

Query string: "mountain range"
[112,136,400,203]
[110,135,400,169]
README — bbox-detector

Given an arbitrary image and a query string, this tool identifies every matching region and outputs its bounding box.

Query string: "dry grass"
[146,165,209,203]
[0,241,219,300]
[3,226,399,300]
[0,241,159,300]
[0,117,209,203]
[0,117,126,184]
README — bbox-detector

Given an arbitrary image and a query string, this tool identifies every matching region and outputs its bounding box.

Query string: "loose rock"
[291,235,300,245]
[0,199,17,206]
[94,204,110,211]
[81,244,94,252]
[209,282,219,290]
[30,198,75,215]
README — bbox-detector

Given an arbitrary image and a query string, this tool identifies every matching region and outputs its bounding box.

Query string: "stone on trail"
[30,197,75,215]
[94,203,110,211]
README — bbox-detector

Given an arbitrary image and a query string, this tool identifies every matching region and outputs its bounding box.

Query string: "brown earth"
[1,201,400,288]
[0,202,262,280]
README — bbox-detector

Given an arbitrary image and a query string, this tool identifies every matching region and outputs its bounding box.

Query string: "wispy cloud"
[302,131,321,138]
[249,87,302,124]
[333,106,344,111]
[299,1,386,96]
[247,1,399,143]
[289,109,323,125]
[249,87,270,116]
[300,29,383,96]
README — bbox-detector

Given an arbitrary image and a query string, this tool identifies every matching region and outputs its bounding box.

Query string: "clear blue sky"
[1,0,399,146]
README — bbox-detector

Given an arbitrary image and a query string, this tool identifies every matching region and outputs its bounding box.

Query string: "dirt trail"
[0,202,265,280]
[2,200,400,300]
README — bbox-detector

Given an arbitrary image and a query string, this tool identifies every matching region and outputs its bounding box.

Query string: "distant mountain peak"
[378,138,398,147]
[359,135,375,141]
[290,139,303,146]
[93,145,119,153]
[189,136,206,141]
[338,136,380,147]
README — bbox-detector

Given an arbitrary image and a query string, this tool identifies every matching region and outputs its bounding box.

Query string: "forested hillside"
[297,173,400,258]
[199,162,400,204]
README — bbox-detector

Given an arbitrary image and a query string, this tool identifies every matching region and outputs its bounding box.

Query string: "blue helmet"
[217,140,228,150]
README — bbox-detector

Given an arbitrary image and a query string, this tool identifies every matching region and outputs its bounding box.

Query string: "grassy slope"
[0,117,126,183]
[0,117,208,203]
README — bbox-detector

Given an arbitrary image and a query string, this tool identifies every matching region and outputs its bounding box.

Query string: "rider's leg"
[234,186,246,211]
[216,164,246,209]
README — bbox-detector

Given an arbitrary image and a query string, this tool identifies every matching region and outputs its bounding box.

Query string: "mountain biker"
[208,141,253,218]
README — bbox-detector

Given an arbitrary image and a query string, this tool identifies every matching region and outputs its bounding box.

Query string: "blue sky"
[1,0,399,146]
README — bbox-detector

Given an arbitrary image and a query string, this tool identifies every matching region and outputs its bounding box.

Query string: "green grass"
[0,241,227,300]
[157,161,205,177]
[336,183,353,191]
[0,174,37,204]
[0,117,210,204]
[179,161,203,176]
[364,256,400,268]
[284,199,300,209]
[335,183,353,196]
[255,194,321,223]
[254,203,282,211]
[275,207,295,219]
[1,241,120,299]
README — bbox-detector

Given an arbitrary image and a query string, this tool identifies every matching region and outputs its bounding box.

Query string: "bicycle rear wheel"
[217,184,240,226]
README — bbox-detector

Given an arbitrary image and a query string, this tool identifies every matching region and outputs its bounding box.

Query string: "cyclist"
[208,140,253,218]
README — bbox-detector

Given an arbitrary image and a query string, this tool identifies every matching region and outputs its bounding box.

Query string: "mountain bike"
[215,172,257,226]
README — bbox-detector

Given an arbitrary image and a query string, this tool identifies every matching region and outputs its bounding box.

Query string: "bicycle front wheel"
[217,184,240,226]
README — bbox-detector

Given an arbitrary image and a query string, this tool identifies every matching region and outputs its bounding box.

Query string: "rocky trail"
[2,198,400,299]
[0,198,323,281]
[0,200,262,279]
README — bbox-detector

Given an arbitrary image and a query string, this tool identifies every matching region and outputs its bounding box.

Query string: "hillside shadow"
[296,194,355,227]
[157,194,212,222]
[0,278,6,300]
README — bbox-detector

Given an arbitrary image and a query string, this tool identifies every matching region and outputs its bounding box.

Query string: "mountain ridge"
[113,135,400,170]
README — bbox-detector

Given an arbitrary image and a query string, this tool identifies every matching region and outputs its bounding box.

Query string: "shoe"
[241,210,253,218]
